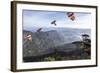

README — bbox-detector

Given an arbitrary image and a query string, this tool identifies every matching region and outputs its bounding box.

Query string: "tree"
[81,34,91,55]
[82,34,90,42]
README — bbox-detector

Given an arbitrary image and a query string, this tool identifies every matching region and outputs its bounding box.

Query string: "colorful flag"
[24,34,32,42]
[67,12,75,21]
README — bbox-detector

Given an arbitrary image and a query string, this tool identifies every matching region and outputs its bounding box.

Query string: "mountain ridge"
[23,30,65,57]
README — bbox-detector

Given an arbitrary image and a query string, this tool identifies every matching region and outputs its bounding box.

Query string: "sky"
[22,10,92,30]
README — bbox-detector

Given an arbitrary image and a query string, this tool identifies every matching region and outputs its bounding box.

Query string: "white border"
[17,3,96,69]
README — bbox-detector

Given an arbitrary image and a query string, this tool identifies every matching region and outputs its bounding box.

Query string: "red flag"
[67,12,75,21]
[24,34,32,42]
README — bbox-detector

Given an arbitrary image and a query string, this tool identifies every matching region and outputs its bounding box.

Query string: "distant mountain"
[24,27,91,43]
[57,28,91,43]
[23,30,65,57]
[23,28,91,58]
